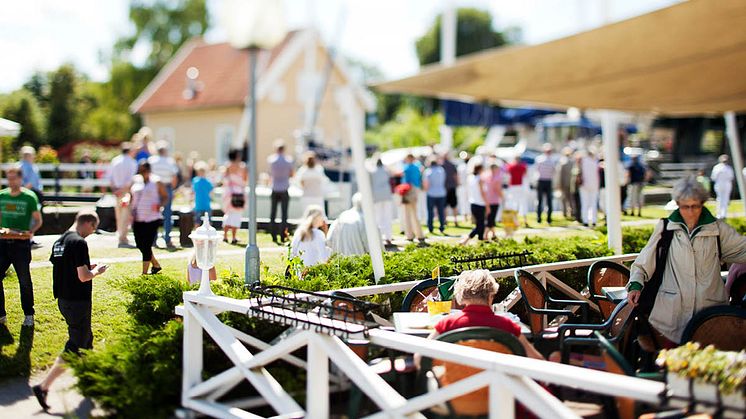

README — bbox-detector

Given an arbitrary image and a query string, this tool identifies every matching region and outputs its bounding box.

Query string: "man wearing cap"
[148,141,179,247]
[108,139,139,248]
[0,165,43,327]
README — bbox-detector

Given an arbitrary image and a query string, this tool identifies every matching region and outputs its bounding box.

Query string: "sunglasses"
[678,203,703,211]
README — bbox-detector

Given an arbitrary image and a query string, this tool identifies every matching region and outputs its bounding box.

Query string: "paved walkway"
[0,370,105,418]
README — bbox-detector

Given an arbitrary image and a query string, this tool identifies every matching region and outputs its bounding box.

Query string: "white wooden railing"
[178,254,665,419]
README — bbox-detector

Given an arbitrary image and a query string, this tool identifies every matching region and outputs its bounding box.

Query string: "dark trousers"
[426,196,446,232]
[133,220,160,261]
[58,299,93,355]
[0,239,34,317]
[468,204,486,240]
[573,190,581,221]
[536,180,553,223]
[270,190,290,240]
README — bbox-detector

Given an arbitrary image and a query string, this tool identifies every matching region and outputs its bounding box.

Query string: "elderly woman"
[427,269,544,360]
[626,177,746,347]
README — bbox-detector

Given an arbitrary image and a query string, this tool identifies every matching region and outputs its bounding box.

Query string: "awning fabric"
[374,0,746,116]
[0,118,21,137]
[443,101,559,126]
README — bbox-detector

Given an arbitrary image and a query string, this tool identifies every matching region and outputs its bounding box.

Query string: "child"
[192,161,213,227]
[290,205,330,267]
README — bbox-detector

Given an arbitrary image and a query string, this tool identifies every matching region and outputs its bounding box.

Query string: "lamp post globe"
[189,213,220,295]
[222,0,287,286]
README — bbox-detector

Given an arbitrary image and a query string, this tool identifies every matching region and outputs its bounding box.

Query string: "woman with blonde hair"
[290,205,330,267]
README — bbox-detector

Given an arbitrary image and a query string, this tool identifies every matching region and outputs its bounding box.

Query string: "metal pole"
[245,48,260,286]
[725,112,746,216]
[601,111,622,255]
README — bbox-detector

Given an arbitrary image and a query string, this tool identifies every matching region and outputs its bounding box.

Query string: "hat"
[156,140,170,151]
[20,146,36,155]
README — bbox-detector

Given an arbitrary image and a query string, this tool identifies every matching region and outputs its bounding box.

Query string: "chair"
[680,305,746,351]
[514,269,590,343]
[418,327,526,417]
[587,261,630,321]
[596,332,637,419]
[557,299,635,364]
[402,278,444,312]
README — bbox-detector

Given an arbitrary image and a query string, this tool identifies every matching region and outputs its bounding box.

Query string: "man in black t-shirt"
[32,211,107,411]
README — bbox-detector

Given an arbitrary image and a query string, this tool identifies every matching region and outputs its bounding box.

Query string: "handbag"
[231,193,245,208]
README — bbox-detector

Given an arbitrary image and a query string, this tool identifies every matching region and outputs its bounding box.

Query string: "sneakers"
[22,315,34,327]
[32,385,49,411]
[118,242,136,249]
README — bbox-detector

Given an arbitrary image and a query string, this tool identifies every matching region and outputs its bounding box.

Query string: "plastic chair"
[514,269,590,343]
[587,261,630,321]
[681,305,746,351]
[401,278,443,312]
[418,327,526,417]
[557,299,635,364]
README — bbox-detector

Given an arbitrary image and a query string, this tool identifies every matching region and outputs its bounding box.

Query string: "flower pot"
[722,390,746,418]
[666,372,690,409]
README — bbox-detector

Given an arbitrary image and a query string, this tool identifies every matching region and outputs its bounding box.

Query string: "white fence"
[177,253,673,419]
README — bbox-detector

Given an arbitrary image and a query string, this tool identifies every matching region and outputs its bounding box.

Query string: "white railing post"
[306,334,330,418]
[182,300,204,406]
[489,379,515,419]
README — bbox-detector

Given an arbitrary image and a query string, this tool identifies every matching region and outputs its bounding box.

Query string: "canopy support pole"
[725,112,746,216]
[336,87,386,282]
[601,111,622,255]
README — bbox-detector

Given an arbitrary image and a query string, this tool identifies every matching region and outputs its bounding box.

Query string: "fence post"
[54,164,61,197]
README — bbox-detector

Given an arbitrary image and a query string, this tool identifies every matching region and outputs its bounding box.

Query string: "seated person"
[427,269,544,360]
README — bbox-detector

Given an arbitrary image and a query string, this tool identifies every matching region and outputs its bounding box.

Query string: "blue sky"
[0,0,680,94]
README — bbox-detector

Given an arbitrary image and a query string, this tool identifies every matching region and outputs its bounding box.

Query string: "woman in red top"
[429,269,544,360]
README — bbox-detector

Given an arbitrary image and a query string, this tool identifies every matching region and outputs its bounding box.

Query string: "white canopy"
[0,118,21,137]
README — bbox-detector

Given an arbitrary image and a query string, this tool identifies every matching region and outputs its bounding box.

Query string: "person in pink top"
[483,162,503,240]
[505,156,529,227]
[129,162,167,275]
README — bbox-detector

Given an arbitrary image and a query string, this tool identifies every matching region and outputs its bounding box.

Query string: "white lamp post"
[189,213,220,295]
[222,0,287,286]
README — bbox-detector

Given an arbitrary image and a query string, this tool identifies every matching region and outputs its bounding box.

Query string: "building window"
[215,125,235,164]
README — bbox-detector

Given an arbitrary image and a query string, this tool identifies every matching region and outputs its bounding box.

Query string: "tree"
[415,8,510,66]
[47,64,80,148]
[0,90,46,149]
[114,0,209,75]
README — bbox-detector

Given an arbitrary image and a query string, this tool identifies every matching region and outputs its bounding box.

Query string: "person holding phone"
[32,210,107,411]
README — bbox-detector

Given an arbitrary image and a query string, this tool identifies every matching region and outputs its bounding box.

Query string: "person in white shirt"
[295,152,326,216]
[710,154,735,219]
[290,205,330,267]
[579,150,601,227]
[107,140,139,248]
[148,141,179,247]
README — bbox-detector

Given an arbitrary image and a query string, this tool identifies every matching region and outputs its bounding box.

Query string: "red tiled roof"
[132,32,299,114]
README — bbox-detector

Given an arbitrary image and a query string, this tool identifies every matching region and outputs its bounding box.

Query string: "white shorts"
[223,211,242,228]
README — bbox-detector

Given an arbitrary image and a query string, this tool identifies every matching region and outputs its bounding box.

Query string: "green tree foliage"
[365,107,444,150]
[114,0,209,75]
[0,90,46,149]
[415,8,509,66]
[46,64,81,148]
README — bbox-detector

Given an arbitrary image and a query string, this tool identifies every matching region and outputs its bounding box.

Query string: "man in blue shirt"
[401,154,425,242]
[20,146,42,205]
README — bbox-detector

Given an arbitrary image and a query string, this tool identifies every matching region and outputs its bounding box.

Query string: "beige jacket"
[629,216,746,343]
